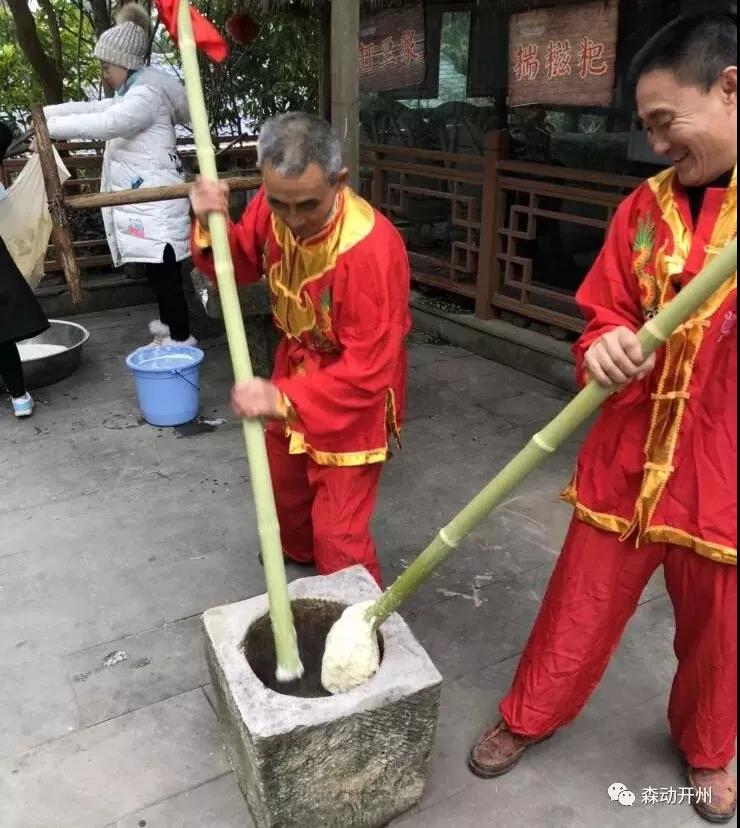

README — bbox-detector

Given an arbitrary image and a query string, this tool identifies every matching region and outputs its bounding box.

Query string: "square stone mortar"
[203,565,443,828]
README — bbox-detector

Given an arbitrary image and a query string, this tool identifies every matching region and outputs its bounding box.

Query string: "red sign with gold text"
[359,1,426,93]
[508,0,618,107]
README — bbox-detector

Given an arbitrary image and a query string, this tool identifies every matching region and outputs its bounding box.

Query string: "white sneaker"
[162,335,198,347]
[147,320,170,347]
[12,392,34,418]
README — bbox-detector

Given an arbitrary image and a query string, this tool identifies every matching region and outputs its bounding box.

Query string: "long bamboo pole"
[369,239,737,627]
[177,0,303,681]
[65,175,261,211]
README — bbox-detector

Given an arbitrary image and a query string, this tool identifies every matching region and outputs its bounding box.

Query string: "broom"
[176,0,303,682]
[322,238,737,694]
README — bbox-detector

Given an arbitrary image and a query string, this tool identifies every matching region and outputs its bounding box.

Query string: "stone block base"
[203,566,442,828]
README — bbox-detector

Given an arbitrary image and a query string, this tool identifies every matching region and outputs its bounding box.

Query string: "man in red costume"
[189,113,411,586]
[469,11,737,823]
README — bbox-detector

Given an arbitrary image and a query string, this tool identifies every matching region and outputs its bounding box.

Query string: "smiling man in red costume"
[469,10,737,823]
[189,113,411,586]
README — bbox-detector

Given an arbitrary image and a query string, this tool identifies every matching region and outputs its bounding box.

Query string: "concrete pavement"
[0,305,732,827]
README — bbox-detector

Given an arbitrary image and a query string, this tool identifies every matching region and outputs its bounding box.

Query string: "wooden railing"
[4,126,644,334]
[360,142,486,300]
[0,133,258,283]
[486,158,641,332]
[0,134,258,188]
[360,131,642,333]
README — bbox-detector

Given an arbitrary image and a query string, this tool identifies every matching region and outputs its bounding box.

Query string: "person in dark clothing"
[0,121,50,417]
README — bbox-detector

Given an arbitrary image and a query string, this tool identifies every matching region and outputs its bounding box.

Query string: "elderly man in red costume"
[189,113,410,586]
[469,10,737,823]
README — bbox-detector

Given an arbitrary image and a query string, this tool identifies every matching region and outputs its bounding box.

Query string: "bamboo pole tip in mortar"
[275,662,306,683]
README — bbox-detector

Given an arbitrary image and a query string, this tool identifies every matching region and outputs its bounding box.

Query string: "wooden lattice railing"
[489,160,641,332]
[360,132,642,333]
[360,142,486,300]
[2,124,645,334]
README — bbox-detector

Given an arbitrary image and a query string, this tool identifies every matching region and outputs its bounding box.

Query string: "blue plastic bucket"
[125,345,205,427]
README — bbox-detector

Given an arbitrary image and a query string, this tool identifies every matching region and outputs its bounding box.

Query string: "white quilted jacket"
[44,68,191,266]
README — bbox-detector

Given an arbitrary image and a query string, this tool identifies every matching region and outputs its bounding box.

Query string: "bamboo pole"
[177,0,303,681]
[368,239,738,628]
[31,106,84,305]
[65,175,261,211]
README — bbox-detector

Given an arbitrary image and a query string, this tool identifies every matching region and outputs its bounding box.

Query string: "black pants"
[145,244,190,341]
[0,340,25,398]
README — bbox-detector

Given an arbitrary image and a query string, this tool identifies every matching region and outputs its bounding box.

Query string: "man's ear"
[334,167,350,188]
[718,66,737,106]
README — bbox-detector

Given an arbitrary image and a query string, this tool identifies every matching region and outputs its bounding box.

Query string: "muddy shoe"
[468,720,544,778]
[688,766,737,824]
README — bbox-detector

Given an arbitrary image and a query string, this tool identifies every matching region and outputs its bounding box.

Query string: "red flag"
[153,0,228,63]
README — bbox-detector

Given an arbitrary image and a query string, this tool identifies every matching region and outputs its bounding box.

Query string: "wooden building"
[247,0,729,334]
[6,0,731,335]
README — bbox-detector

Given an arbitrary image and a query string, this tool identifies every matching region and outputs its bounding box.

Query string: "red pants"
[266,427,384,585]
[500,518,737,768]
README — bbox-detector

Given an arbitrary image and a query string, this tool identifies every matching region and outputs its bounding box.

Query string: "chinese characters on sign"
[508,0,618,107]
[513,36,608,82]
[513,44,540,82]
[359,1,426,93]
[358,30,423,75]
[545,40,571,80]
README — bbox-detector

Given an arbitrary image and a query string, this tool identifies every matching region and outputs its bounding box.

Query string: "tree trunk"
[88,0,112,37]
[87,0,114,97]
[6,0,64,104]
[39,0,64,76]
[318,6,332,122]
[75,0,85,98]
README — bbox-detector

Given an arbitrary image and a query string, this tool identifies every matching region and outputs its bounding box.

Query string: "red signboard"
[508,0,618,107]
[359,1,426,93]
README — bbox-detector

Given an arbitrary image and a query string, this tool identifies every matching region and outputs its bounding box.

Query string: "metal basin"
[2,320,90,390]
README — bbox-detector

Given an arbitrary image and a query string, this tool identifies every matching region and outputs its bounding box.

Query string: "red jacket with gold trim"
[563,167,737,565]
[192,187,411,467]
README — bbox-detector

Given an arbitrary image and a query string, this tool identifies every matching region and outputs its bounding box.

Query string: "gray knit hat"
[94,4,150,70]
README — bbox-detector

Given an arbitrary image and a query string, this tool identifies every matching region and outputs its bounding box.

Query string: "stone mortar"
[203,565,443,828]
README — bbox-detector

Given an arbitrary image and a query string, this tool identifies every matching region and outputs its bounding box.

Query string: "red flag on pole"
[153,0,228,63]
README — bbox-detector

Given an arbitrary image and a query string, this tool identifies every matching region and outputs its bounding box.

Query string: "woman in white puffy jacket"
[44,4,194,346]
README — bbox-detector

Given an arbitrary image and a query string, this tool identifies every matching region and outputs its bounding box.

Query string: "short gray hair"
[257,113,343,182]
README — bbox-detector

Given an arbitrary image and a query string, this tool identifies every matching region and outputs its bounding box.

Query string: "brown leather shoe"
[688,766,737,824]
[468,720,545,778]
